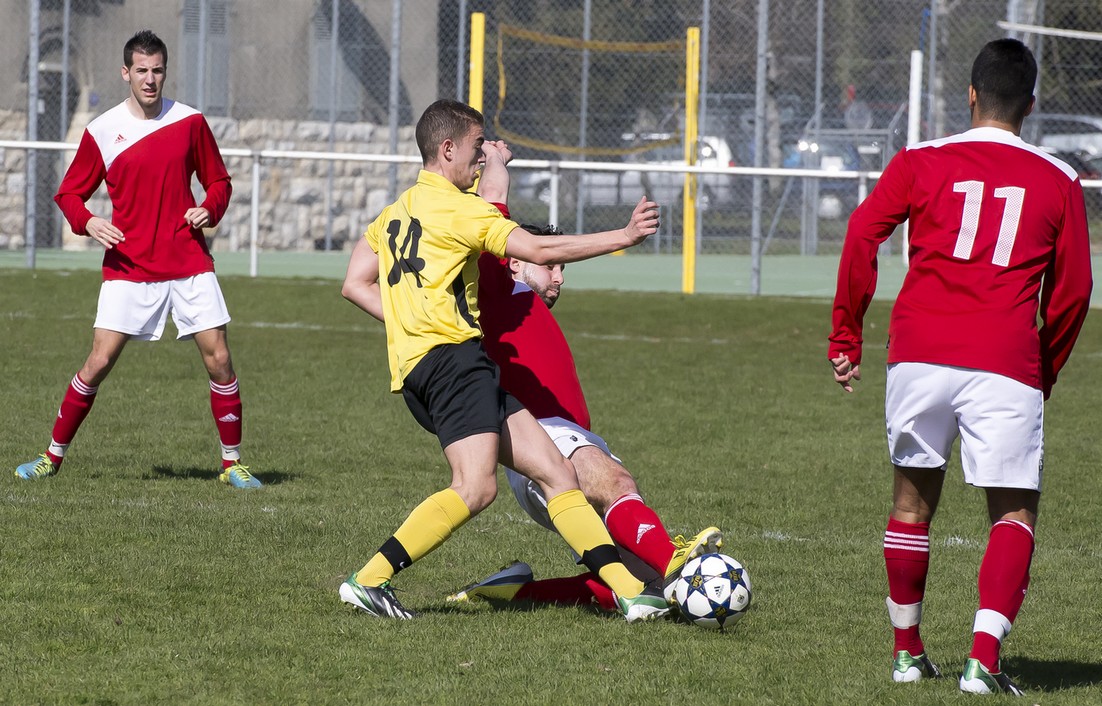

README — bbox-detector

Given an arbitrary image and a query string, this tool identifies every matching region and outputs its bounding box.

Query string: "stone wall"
[0,109,420,252]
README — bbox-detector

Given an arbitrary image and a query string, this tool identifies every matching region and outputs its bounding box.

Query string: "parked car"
[1049,150,1102,211]
[514,134,739,210]
[1030,113,1102,156]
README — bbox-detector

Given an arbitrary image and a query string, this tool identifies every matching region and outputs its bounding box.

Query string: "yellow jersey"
[365,170,518,391]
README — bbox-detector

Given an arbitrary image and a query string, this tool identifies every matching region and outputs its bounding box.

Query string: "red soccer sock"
[209,377,243,469]
[884,517,930,656]
[46,374,100,467]
[514,572,617,612]
[970,519,1035,671]
[603,494,676,575]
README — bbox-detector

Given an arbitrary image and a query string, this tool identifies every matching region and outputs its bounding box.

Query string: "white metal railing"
[6,139,1102,280]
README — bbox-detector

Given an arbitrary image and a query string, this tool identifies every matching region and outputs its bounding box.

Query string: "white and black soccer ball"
[673,552,752,629]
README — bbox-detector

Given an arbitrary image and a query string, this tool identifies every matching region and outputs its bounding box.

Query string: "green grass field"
[2,268,1101,705]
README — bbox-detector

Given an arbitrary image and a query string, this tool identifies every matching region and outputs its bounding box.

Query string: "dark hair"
[520,223,564,236]
[970,39,1036,122]
[415,99,483,163]
[124,30,168,67]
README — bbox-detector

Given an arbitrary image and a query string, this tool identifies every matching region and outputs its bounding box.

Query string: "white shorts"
[505,416,618,533]
[94,272,231,341]
[885,362,1044,490]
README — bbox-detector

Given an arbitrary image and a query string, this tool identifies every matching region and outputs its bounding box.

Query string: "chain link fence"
[2,0,1100,272]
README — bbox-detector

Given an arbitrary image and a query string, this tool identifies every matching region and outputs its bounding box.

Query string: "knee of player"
[203,349,234,379]
[455,479,498,514]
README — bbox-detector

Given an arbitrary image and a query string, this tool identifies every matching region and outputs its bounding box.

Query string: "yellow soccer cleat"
[663,526,723,603]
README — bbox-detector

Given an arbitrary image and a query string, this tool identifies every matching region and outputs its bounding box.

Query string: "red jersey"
[55,99,232,283]
[830,126,1092,396]
[477,252,591,430]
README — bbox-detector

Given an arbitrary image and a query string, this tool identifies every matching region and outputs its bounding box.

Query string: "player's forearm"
[54,192,95,235]
[199,177,232,226]
[342,280,385,322]
[521,229,633,265]
[476,158,510,204]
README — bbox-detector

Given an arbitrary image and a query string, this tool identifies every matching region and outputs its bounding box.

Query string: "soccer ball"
[673,552,752,629]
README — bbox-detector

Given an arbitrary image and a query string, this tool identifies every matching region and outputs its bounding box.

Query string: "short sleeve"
[453,198,517,258]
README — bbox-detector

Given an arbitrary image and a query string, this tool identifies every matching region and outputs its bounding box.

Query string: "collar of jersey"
[417,169,468,193]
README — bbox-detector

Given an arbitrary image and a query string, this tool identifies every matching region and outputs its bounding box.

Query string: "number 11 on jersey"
[951,180,1025,267]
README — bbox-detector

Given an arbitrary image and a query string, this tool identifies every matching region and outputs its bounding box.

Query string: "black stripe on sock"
[378,536,414,574]
[579,544,622,576]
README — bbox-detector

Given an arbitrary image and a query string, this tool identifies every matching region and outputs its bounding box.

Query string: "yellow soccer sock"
[547,489,644,599]
[355,488,472,586]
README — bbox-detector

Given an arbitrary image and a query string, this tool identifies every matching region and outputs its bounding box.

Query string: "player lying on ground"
[338,99,669,621]
[829,38,1092,695]
[15,29,261,489]
[444,144,721,612]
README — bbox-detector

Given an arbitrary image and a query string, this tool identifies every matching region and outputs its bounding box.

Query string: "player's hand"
[830,354,861,393]
[482,140,513,165]
[85,216,125,250]
[184,207,211,229]
[624,196,659,245]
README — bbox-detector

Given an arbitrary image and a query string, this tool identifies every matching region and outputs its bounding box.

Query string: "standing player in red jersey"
[14,30,261,489]
[829,39,1092,695]
[444,142,721,612]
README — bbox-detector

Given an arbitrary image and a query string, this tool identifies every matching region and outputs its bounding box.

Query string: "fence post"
[250,152,260,278]
[468,13,485,111]
[26,0,41,269]
[682,27,700,295]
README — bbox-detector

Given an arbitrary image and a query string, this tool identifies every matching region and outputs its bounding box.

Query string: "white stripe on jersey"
[86,99,201,172]
[906,126,1079,181]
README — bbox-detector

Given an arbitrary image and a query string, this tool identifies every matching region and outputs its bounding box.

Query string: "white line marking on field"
[762,530,811,542]
[241,320,731,346]
[576,331,729,345]
[943,536,981,549]
[243,321,383,335]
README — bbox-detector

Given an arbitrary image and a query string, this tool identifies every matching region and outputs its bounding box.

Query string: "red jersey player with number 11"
[829,39,1092,695]
[15,30,261,489]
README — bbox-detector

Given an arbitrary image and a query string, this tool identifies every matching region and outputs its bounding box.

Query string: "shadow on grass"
[1007,657,1102,692]
[148,465,296,485]
[426,600,612,619]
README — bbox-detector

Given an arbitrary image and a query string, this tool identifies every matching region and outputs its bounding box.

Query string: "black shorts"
[402,338,524,448]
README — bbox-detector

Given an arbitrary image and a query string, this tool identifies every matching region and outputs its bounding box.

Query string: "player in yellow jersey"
[339,99,666,621]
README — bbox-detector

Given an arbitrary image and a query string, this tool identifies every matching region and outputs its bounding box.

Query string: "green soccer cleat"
[15,453,58,481]
[892,650,942,683]
[340,576,416,619]
[616,583,671,623]
[446,561,534,603]
[959,658,1024,696]
[663,526,724,603]
[219,462,262,488]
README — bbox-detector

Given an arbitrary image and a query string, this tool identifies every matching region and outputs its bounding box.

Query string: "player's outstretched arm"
[341,237,385,322]
[505,195,659,265]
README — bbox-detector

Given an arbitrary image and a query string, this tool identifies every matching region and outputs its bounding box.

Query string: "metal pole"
[695,0,710,255]
[250,153,260,277]
[574,0,592,232]
[387,0,402,201]
[926,0,938,140]
[323,0,339,251]
[456,0,468,101]
[750,0,768,295]
[197,0,207,112]
[26,0,40,269]
[60,0,71,139]
[801,0,824,256]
